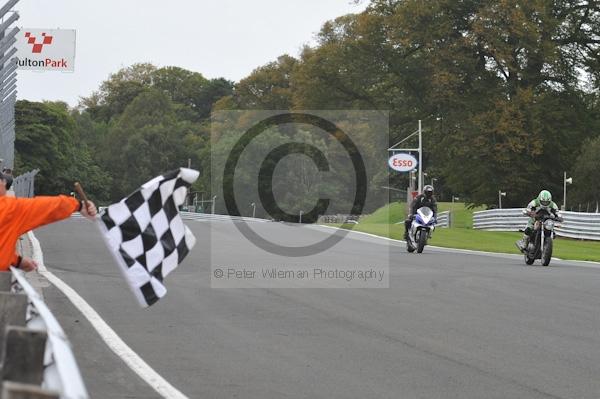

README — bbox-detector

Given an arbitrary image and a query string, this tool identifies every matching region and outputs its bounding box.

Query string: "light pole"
[250,202,256,218]
[451,196,460,211]
[563,172,573,211]
[189,191,203,212]
[388,118,430,196]
[451,196,459,227]
[211,195,217,214]
[498,190,506,209]
[418,119,423,193]
[424,173,437,187]
[407,170,418,213]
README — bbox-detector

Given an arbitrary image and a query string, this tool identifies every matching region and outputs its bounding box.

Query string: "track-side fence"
[473,208,600,240]
[0,268,88,399]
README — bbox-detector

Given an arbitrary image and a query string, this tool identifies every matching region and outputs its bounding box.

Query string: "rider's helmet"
[538,190,552,207]
[423,185,434,199]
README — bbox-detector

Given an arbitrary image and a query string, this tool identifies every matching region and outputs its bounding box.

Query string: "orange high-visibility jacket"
[0,195,80,270]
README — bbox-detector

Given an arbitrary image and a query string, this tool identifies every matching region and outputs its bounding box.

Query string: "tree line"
[15,0,600,210]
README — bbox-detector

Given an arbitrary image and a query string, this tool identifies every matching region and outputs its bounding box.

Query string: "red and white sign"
[388,153,417,172]
[15,29,76,71]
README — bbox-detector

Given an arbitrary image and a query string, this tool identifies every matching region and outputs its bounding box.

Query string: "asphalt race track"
[35,218,600,399]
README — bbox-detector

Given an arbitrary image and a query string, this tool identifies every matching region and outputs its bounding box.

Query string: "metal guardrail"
[472,209,529,231]
[473,208,600,240]
[178,211,270,223]
[89,210,452,227]
[436,211,450,228]
[10,268,89,399]
[12,168,38,198]
[73,211,271,223]
[317,214,362,224]
[317,211,451,228]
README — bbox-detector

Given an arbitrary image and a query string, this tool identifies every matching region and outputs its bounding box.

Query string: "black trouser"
[404,216,414,237]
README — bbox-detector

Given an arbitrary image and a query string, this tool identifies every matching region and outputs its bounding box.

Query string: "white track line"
[28,232,188,399]
[315,224,600,268]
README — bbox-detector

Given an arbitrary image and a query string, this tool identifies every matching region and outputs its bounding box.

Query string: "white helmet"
[423,185,434,198]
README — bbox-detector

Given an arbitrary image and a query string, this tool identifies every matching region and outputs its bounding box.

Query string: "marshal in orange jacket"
[0,195,80,270]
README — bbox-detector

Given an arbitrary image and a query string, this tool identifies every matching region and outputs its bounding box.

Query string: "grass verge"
[341,203,600,262]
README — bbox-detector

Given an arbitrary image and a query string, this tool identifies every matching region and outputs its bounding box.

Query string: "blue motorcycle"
[407,207,436,253]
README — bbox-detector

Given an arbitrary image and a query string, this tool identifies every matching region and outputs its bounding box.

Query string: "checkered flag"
[98,168,199,307]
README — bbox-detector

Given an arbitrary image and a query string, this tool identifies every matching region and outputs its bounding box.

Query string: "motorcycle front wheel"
[417,230,427,253]
[542,237,553,266]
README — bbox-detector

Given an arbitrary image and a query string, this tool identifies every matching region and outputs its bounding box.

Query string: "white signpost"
[388,120,425,210]
[388,120,424,191]
[15,28,76,71]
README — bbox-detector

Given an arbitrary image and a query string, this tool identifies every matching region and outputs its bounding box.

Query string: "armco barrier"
[317,214,362,224]
[178,211,270,223]
[12,169,39,198]
[77,211,271,223]
[473,208,600,241]
[436,211,450,228]
[318,211,450,228]
[90,210,452,227]
[8,268,89,399]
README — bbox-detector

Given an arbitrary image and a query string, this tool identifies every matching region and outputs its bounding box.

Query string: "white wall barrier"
[9,268,89,398]
[473,208,600,241]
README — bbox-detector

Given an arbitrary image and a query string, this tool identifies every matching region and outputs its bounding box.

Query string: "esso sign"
[388,153,417,172]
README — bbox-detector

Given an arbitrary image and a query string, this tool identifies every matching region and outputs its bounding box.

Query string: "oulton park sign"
[15,29,76,71]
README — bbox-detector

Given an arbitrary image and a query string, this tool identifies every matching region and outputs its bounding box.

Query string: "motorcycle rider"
[404,185,438,240]
[516,190,562,252]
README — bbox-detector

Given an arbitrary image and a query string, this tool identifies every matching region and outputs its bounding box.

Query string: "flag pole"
[74,181,98,222]
[74,182,89,208]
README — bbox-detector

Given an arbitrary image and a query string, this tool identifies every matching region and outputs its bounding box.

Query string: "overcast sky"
[14,0,366,106]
